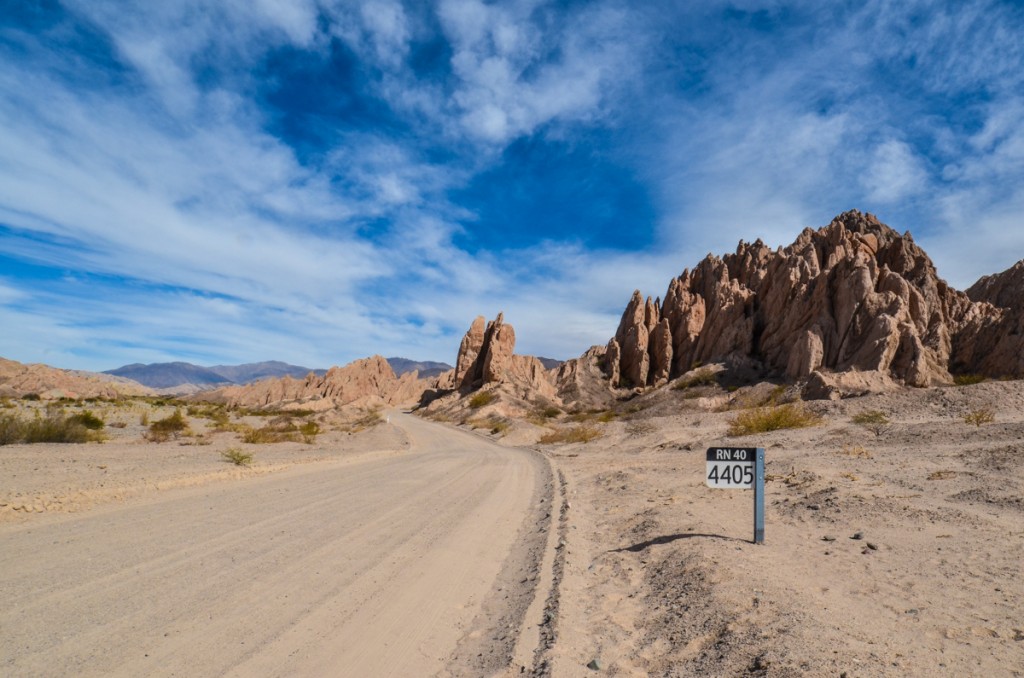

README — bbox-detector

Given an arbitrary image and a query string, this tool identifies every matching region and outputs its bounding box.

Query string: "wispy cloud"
[1,0,1022,371]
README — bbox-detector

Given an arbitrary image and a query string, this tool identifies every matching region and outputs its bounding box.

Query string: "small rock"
[851,532,864,540]
[866,542,878,550]
[587,658,602,671]
[822,535,836,542]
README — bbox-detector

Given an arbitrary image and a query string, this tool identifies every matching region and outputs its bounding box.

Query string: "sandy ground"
[530,380,1024,676]
[3,381,1024,676]
[0,412,551,677]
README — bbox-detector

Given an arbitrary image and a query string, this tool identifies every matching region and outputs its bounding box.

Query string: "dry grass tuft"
[468,391,496,409]
[727,403,821,437]
[539,425,603,444]
[964,408,995,426]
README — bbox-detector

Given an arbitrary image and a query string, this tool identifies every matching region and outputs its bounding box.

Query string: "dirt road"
[0,413,551,677]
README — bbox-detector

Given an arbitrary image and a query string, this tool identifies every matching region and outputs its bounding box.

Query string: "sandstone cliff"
[0,357,153,399]
[951,260,1024,378]
[195,355,425,409]
[605,210,1022,390]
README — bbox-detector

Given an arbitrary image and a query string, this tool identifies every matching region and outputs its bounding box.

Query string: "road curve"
[0,413,551,677]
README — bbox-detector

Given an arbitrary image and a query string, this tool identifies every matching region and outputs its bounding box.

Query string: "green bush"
[22,393,40,401]
[68,410,105,430]
[221,447,253,466]
[727,404,821,437]
[0,412,25,445]
[851,410,889,436]
[468,391,496,409]
[146,409,190,442]
[299,420,320,443]
[22,411,91,443]
[954,374,986,386]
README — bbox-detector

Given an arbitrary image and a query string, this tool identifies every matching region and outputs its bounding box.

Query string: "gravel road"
[0,412,551,677]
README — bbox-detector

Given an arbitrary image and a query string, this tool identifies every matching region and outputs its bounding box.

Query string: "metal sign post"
[753,448,765,544]
[706,447,765,544]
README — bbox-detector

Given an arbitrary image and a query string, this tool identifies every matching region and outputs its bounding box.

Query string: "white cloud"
[861,140,929,204]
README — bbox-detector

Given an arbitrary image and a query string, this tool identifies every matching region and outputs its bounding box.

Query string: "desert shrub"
[528,405,562,426]
[22,393,41,401]
[954,374,986,386]
[68,410,105,430]
[299,420,320,443]
[470,416,509,435]
[146,409,190,442]
[851,410,890,436]
[0,396,14,409]
[672,368,718,390]
[0,412,26,445]
[139,410,150,426]
[208,410,231,430]
[239,407,315,418]
[22,410,91,443]
[239,423,299,444]
[539,425,603,444]
[964,408,995,426]
[221,447,253,466]
[727,403,821,437]
[468,391,496,409]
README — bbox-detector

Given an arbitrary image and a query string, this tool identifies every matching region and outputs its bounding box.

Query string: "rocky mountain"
[602,210,1023,395]
[105,358,445,391]
[385,358,453,379]
[192,355,425,410]
[0,357,153,399]
[206,361,327,384]
[424,210,1023,416]
[105,362,233,389]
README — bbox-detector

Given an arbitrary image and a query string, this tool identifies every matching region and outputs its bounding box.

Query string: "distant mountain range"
[384,358,454,379]
[105,358,453,389]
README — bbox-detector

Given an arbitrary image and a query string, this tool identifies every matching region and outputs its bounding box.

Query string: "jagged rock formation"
[604,210,1022,390]
[952,260,1024,378]
[195,355,424,409]
[0,357,153,399]
[454,313,517,388]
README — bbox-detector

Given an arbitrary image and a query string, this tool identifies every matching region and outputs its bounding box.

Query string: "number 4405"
[708,464,753,485]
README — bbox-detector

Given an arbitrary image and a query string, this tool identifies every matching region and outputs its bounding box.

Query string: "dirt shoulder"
[537,381,1024,676]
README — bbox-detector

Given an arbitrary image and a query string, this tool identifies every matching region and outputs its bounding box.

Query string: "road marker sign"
[706,447,765,544]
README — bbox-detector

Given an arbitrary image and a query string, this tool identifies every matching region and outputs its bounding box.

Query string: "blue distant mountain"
[105,358,452,389]
[104,360,325,389]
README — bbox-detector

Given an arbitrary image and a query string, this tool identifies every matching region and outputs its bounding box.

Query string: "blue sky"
[1,0,1023,372]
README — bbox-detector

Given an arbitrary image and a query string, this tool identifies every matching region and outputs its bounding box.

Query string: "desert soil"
[533,380,1024,677]
[3,381,1024,677]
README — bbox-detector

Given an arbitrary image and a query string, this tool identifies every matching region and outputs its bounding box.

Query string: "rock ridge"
[604,210,1023,389]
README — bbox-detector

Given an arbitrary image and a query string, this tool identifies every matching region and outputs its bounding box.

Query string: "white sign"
[706,447,755,489]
